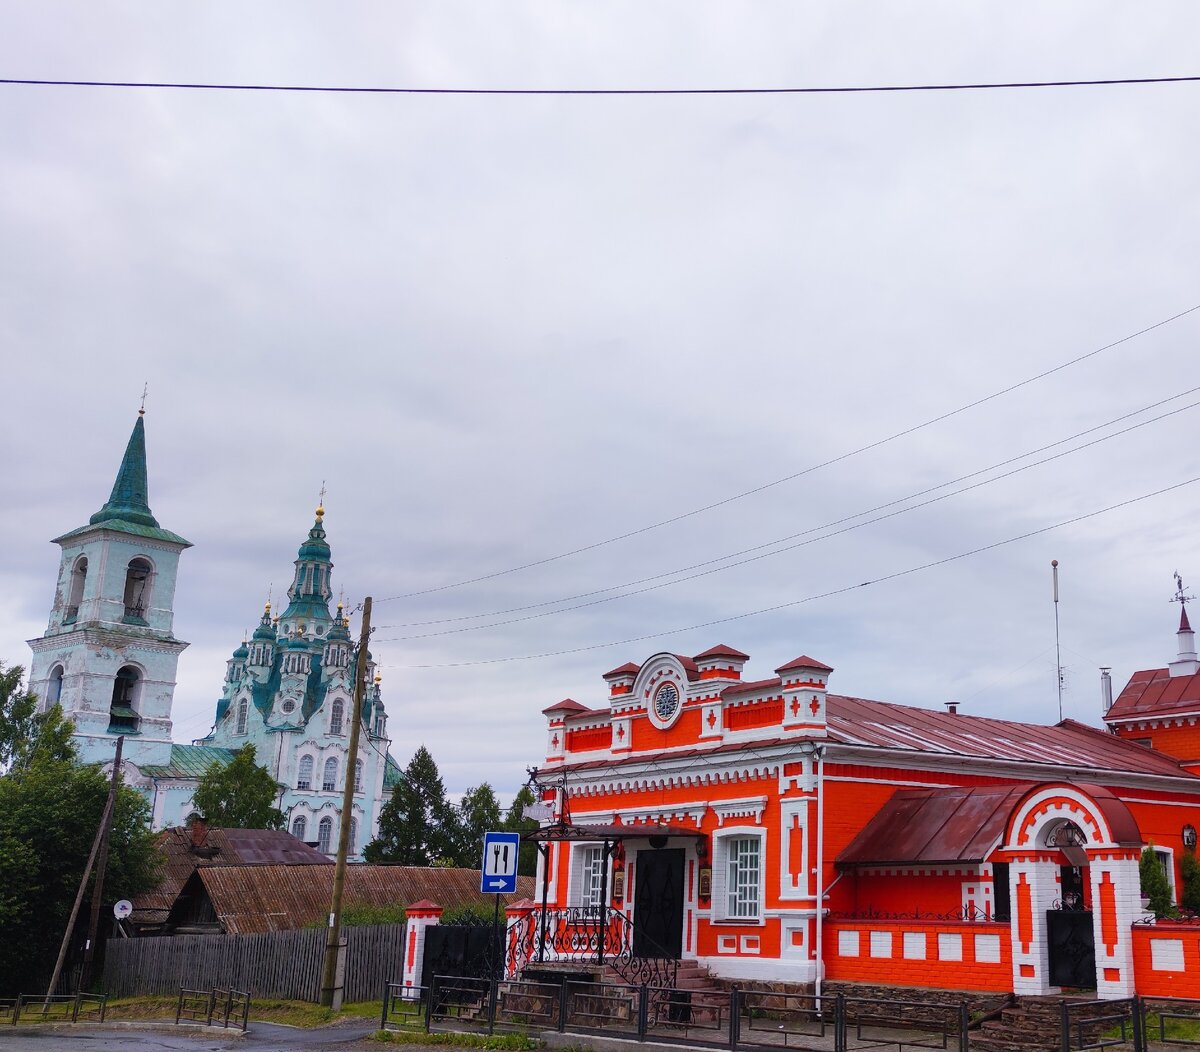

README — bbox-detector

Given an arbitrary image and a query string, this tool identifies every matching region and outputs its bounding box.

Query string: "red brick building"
[515,619,1200,1000]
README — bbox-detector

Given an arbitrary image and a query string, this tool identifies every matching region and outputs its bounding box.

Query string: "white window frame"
[291,815,307,841]
[1155,846,1177,898]
[236,699,249,735]
[297,755,314,791]
[713,828,766,923]
[571,844,607,908]
[317,816,333,854]
[322,756,338,792]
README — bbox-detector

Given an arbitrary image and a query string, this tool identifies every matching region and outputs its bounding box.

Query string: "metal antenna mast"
[1052,560,1064,722]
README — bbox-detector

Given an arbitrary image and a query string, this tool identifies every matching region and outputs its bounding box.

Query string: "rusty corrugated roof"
[837,784,1030,866]
[195,864,536,934]
[132,825,331,920]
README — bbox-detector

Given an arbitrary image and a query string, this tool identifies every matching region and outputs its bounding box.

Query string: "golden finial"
[374,671,382,685]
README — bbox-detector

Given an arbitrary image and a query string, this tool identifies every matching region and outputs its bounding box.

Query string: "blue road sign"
[481,831,521,894]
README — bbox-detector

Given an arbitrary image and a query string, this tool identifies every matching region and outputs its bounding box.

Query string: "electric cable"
[374,392,1200,641]
[378,384,1200,629]
[378,474,1200,668]
[4,75,1200,96]
[374,302,1200,603]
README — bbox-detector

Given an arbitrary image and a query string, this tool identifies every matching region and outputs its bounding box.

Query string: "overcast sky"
[3,3,1200,800]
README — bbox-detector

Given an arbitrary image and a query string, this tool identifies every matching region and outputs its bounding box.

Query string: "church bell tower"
[28,411,191,770]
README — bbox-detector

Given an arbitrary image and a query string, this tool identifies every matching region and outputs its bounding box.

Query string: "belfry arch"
[998,783,1144,999]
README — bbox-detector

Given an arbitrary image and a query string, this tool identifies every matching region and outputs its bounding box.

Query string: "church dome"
[232,641,249,660]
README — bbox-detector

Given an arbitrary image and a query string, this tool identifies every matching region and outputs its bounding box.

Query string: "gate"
[1047,910,1096,988]
[423,923,500,982]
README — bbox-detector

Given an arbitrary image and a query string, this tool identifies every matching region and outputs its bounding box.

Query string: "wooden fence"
[102,924,408,1004]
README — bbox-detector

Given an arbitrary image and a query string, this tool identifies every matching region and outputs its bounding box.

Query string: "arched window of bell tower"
[109,665,141,733]
[65,557,88,623]
[47,665,65,705]
[122,557,153,623]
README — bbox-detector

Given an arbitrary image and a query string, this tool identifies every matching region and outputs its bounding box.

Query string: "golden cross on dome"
[138,382,149,416]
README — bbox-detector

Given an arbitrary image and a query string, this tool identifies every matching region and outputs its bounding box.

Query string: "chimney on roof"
[944,701,960,716]
[189,815,209,849]
[1100,668,1113,716]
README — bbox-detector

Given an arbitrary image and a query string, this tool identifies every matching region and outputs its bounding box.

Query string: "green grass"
[102,994,384,1027]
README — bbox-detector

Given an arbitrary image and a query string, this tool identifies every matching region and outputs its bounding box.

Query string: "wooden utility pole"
[80,737,124,989]
[320,597,372,1009]
[46,736,122,999]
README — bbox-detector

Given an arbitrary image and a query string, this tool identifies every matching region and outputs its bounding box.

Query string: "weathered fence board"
[102,924,407,1003]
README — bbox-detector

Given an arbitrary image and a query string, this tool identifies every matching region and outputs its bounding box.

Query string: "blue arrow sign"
[481,831,521,895]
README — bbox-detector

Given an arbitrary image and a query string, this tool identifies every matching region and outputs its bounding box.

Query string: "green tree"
[1140,844,1174,918]
[0,699,159,997]
[192,744,285,829]
[364,745,457,865]
[0,663,74,773]
[451,783,504,867]
[503,784,540,877]
[1180,848,1200,915]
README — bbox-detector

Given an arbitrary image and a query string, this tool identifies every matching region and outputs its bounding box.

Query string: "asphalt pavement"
[0,1018,387,1052]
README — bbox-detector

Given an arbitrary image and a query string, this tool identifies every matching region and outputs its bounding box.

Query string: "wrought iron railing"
[506,905,678,989]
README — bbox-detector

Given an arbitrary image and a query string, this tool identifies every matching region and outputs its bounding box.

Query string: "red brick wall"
[1131,924,1200,997]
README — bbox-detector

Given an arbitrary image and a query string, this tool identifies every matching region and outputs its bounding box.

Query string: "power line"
[3,75,1200,97]
[378,474,1200,668]
[376,302,1200,603]
[375,393,1200,642]
[378,384,1200,630]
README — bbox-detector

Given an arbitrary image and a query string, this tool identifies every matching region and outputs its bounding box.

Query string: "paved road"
[0,1019,390,1052]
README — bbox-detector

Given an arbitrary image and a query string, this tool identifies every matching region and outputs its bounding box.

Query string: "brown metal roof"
[132,825,330,921]
[1107,667,1200,722]
[694,645,750,661]
[193,864,536,934]
[825,696,1192,777]
[839,779,1146,867]
[838,784,1031,866]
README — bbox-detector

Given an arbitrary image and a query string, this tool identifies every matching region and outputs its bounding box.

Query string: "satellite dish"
[113,899,133,920]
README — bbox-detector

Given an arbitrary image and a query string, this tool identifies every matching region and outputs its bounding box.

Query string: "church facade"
[27,414,398,859]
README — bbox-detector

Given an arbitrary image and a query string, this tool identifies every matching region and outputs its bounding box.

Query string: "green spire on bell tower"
[89,411,160,529]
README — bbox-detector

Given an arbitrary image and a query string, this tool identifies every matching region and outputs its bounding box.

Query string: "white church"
[27,412,399,858]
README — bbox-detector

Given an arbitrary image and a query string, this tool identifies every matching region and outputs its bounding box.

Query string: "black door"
[633,848,684,958]
[1046,910,1096,988]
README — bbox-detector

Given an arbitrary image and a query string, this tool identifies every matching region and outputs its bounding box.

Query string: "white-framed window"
[297,755,314,790]
[330,698,344,736]
[713,830,765,922]
[322,757,338,792]
[354,760,363,792]
[1155,847,1177,897]
[317,816,333,854]
[571,844,607,907]
[47,665,64,705]
[236,699,248,735]
[291,815,307,841]
[348,817,358,854]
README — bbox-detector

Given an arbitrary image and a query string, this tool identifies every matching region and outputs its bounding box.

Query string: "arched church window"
[322,757,338,792]
[48,665,64,705]
[65,557,87,622]
[236,699,248,735]
[348,817,358,854]
[291,815,307,842]
[330,699,344,736]
[354,759,363,792]
[317,816,333,854]
[108,666,141,733]
[297,755,314,791]
[122,557,153,622]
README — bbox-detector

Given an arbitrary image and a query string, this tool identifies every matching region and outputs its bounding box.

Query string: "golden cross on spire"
[316,480,326,519]
[139,382,149,416]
